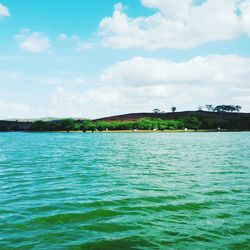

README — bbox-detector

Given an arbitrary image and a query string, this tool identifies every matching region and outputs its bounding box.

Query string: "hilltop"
[94,111,250,122]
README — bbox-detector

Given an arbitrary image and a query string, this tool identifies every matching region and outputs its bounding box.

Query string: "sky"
[1,0,250,119]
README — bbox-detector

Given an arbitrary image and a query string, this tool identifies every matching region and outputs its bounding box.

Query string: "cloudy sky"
[1,0,250,119]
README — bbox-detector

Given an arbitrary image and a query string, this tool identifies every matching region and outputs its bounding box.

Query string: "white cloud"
[99,0,250,49]
[0,101,31,119]
[142,0,191,20]
[57,33,80,41]
[101,55,250,87]
[15,29,51,53]
[57,33,93,51]
[0,3,10,17]
[57,33,68,41]
[2,54,250,119]
[50,83,248,119]
[97,55,250,113]
[240,0,250,35]
[50,86,125,118]
[48,55,250,118]
[114,2,125,12]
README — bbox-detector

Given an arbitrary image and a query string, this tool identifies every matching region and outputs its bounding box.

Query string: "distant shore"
[1,111,250,132]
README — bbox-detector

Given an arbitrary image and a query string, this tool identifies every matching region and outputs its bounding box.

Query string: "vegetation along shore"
[1,108,250,132]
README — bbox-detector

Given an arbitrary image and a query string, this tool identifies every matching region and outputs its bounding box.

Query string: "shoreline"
[2,129,250,133]
[68,129,249,133]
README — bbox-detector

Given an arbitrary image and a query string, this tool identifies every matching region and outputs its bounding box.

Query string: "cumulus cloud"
[48,55,250,118]
[96,55,250,112]
[15,29,51,53]
[101,55,250,87]
[99,55,250,112]
[50,84,250,119]
[99,0,250,49]
[0,3,10,17]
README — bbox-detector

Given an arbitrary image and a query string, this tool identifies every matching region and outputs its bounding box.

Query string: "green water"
[0,132,249,250]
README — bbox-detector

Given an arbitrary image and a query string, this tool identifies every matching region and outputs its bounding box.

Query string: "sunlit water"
[0,132,249,250]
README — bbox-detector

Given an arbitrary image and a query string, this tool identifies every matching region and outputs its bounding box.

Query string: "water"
[0,132,249,250]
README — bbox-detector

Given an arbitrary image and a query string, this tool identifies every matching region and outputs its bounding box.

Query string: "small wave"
[70,236,150,250]
[31,209,122,225]
[205,190,229,196]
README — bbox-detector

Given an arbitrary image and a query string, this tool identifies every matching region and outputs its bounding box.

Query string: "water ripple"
[0,132,249,249]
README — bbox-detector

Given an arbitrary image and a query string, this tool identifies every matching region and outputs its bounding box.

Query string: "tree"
[205,104,214,112]
[214,105,242,113]
[171,106,176,113]
[0,124,8,132]
[136,118,153,130]
[234,105,242,112]
[182,117,202,130]
[30,120,47,131]
[153,108,161,113]
[60,119,75,132]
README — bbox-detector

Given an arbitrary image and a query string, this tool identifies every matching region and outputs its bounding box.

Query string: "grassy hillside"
[94,111,250,122]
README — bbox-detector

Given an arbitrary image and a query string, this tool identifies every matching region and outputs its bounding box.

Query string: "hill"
[94,111,250,122]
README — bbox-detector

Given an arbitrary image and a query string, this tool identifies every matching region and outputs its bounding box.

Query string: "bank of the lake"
[1,111,250,132]
[6,129,249,134]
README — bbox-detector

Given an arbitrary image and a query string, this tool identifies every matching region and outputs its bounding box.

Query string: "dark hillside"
[0,120,32,131]
[94,111,250,122]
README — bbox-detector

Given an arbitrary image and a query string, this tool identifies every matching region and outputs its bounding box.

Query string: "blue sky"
[1,0,250,118]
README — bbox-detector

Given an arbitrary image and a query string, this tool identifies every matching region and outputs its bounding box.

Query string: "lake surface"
[0,132,249,250]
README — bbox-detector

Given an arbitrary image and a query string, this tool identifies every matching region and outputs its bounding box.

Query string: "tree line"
[205,104,242,112]
[25,115,250,132]
[153,105,242,114]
